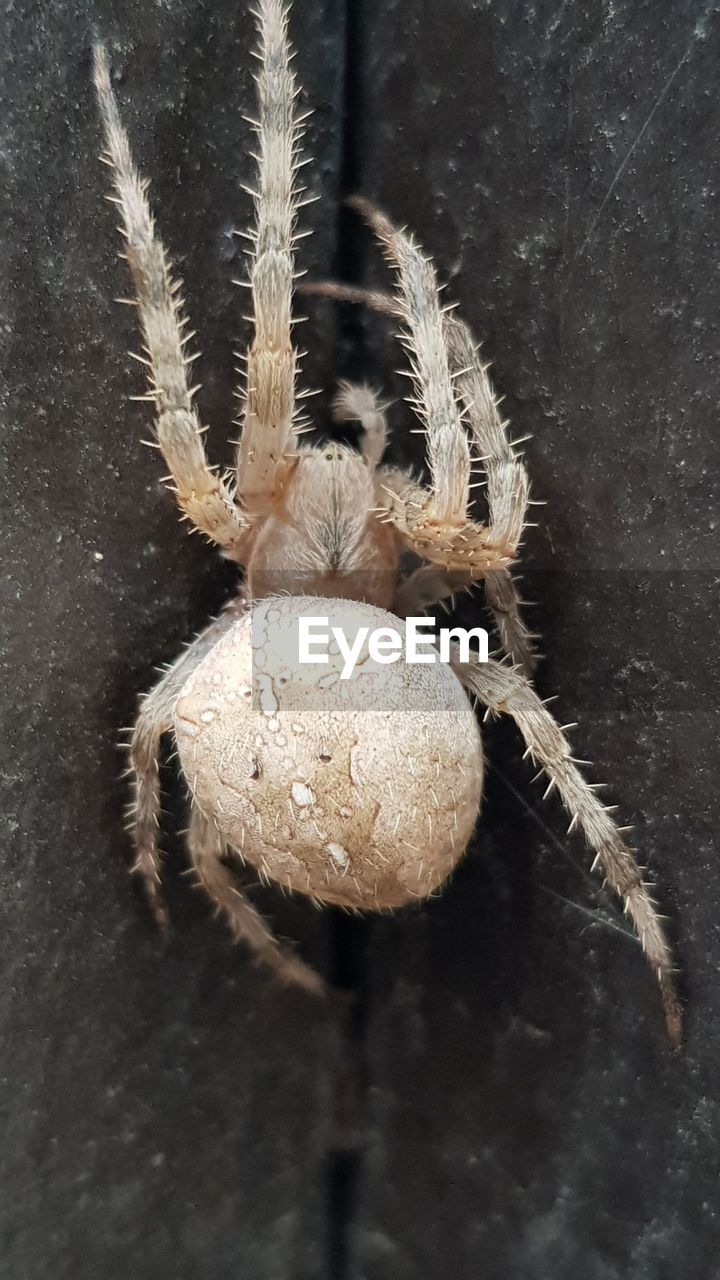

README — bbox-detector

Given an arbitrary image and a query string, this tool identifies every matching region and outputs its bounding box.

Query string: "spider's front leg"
[454,654,682,1048]
[234,0,307,515]
[93,46,250,560]
[356,195,527,584]
[443,310,539,674]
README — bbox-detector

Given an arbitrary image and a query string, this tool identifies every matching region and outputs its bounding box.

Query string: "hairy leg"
[93,47,249,559]
[393,565,471,617]
[332,381,388,466]
[374,449,514,577]
[301,279,399,318]
[127,598,247,926]
[235,0,306,511]
[482,570,538,675]
[455,655,681,1047]
[444,313,537,672]
[312,201,528,578]
[187,805,325,994]
[353,199,471,524]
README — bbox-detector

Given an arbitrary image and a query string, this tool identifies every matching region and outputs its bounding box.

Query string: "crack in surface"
[324,2,371,1277]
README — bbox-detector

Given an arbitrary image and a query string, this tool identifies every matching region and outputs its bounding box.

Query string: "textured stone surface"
[2,0,719,1277]
[341,1,720,1277]
[0,1,344,1276]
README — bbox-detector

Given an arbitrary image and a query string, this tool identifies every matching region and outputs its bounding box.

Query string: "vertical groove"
[325,4,370,1277]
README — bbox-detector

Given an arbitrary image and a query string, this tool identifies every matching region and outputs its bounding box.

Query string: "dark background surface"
[0,1,718,1277]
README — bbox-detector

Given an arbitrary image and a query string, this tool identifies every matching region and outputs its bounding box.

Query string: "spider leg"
[128,705,168,930]
[313,202,528,589]
[376,448,517,577]
[302,277,538,672]
[187,805,326,995]
[301,279,399,317]
[444,313,538,673]
[354,199,473,526]
[127,598,248,927]
[93,47,249,561]
[392,553,536,675]
[454,655,682,1049]
[235,0,306,513]
[332,380,388,467]
[482,569,538,676]
[392,564,471,617]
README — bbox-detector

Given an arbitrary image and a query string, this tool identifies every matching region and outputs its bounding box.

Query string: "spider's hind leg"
[187,806,325,995]
[125,599,247,928]
[454,653,682,1048]
[128,700,170,930]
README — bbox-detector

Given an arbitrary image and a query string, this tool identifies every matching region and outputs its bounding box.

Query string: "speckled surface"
[1,1,718,1277]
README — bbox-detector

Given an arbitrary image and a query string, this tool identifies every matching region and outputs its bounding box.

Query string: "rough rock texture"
[1,0,719,1277]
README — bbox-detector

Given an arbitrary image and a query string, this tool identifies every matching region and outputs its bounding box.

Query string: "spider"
[93,0,680,1046]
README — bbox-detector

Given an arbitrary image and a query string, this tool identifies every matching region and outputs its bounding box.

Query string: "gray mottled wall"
[1,1,718,1278]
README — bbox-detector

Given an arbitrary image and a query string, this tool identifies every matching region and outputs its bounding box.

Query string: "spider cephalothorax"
[94,0,680,1044]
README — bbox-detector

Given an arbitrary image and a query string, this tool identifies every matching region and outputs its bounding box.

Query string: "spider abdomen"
[173,597,483,910]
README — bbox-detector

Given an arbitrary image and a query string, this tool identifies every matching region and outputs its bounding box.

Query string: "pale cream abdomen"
[173,597,484,910]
